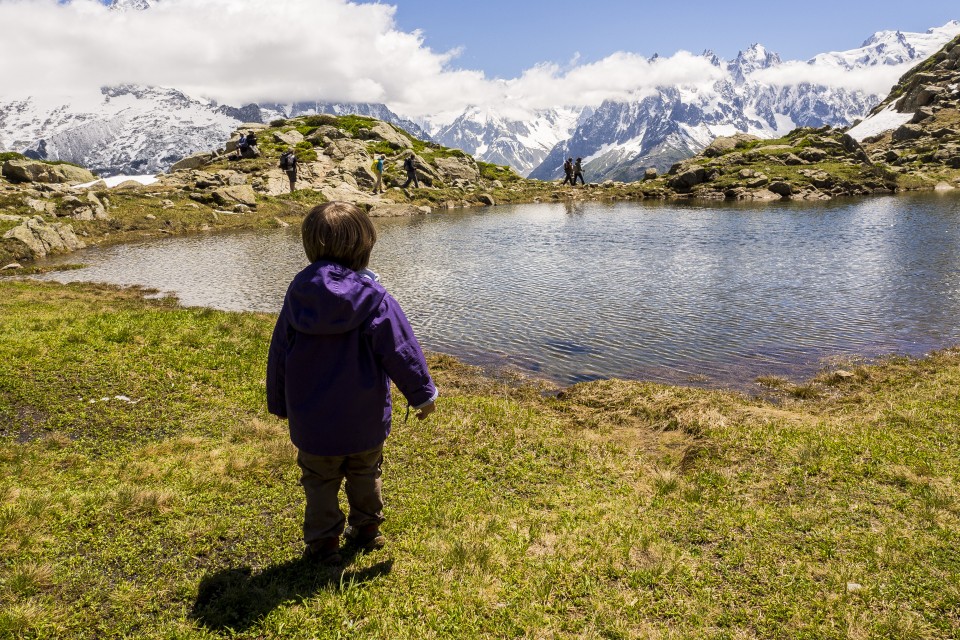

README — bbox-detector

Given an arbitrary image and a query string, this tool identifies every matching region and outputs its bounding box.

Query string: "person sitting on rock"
[280,147,299,192]
[402,153,419,189]
[239,131,260,159]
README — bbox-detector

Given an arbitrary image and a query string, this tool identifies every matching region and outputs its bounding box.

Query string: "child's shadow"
[190,549,393,632]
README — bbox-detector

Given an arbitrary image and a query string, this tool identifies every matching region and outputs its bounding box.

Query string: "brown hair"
[301,201,377,271]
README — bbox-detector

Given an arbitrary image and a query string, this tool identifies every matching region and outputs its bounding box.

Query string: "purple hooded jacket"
[266,260,436,456]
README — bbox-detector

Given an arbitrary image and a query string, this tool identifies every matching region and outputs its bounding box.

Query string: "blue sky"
[380,0,959,78]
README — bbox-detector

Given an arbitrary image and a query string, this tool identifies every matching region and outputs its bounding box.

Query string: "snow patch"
[847,105,912,141]
[75,174,158,189]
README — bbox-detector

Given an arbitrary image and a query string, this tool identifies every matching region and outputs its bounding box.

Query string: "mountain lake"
[35,192,960,389]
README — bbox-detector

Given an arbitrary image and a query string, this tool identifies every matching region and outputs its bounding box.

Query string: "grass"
[1,279,959,638]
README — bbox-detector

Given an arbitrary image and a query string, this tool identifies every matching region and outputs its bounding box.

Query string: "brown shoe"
[344,524,386,551]
[303,537,342,566]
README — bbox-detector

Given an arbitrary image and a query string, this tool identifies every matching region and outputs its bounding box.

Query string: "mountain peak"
[109,0,156,11]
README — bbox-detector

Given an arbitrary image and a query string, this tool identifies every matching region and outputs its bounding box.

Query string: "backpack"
[280,152,295,171]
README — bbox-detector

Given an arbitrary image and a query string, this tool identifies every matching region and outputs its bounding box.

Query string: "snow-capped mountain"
[529,21,960,182]
[0,86,427,176]
[431,107,588,176]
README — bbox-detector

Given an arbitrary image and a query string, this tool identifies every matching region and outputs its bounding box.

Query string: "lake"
[37,193,960,388]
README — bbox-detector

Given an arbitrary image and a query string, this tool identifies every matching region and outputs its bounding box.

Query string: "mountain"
[528,22,960,182]
[431,107,588,177]
[0,86,428,177]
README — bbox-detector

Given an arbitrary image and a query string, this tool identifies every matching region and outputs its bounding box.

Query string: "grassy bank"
[0,281,957,638]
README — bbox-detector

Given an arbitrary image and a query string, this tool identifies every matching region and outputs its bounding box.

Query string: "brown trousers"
[296,446,384,545]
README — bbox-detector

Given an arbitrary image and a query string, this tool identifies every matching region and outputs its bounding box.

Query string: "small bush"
[0,152,26,163]
[301,114,339,128]
[269,119,288,127]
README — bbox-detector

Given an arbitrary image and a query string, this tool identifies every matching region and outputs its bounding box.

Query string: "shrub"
[269,119,288,127]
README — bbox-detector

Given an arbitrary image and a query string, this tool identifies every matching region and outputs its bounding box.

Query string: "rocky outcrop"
[3,216,85,258]
[169,151,217,172]
[1,159,97,184]
[703,133,760,157]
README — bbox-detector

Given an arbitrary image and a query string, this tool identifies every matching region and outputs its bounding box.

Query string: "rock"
[324,139,370,161]
[915,85,945,107]
[434,156,480,182]
[668,168,707,190]
[71,207,95,221]
[113,180,147,191]
[274,217,290,228]
[884,150,902,163]
[161,200,175,209]
[24,198,56,215]
[357,122,413,150]
[749,189,782,201]
[338,154,378,188]
[784,153,805,166]
[216,170,247,186]
[86,191,109,219]
[1,159,97,185]
[212,185,257,207]
[1,263,22,270]
[644,168,659,180]
[703,133,759,157]
[170,152,218,172]
[368,203,429,217]
[2,216,85,258]
[477,194,495,206]
[891,124,925,142]
[911,108,935,124]
[738,169,755,179]
[768,181,793,197]
[798,148,828,162]
[935,182,955,191]
[145,214,157,220]
[846,583,863,593]
[746,174,769,188]
[273,130,305,147]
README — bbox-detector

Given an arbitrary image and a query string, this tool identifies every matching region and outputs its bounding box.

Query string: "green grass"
[1,280,959,638]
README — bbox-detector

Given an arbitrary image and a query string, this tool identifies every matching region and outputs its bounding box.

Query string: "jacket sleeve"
[365,294,437,408]
[265,311,290,418]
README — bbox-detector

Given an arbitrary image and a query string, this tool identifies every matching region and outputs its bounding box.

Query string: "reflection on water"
[37,193,960,388]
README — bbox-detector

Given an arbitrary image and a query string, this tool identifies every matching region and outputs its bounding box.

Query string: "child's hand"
[415,401,436,420]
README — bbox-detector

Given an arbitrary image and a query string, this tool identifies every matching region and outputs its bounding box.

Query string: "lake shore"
[1,279,958,638]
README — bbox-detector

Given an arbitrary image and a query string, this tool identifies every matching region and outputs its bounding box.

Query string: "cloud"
[748,61,913,94]
[0,0,919,124]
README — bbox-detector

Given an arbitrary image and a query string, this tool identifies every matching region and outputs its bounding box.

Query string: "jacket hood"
[283,261,385,335]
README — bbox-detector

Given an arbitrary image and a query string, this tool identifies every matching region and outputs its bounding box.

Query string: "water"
[36,194,960,388]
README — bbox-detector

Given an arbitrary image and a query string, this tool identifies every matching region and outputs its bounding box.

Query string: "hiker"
[238,130,260,158]
[561,157,574,185]
[402,153,419,189]
[280,147,298,192]
[574,157,585,185]
[372,154,385,194]
[266,201,438,566]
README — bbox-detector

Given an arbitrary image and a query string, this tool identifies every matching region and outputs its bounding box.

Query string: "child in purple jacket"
[267,201,437,565]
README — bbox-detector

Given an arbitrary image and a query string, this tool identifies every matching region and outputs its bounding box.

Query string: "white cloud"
[0,0,937,124]
[748,61,913,95]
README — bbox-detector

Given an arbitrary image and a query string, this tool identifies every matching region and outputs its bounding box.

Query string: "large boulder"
[3,216,85,258]
[273,130,305,147]
[891,124,925,142]
[324,139,370,161]
[357,122,413,150]
[212,185,257,207]
[368,203,429,217]
[433,156,480,182]
[338,154,377,188]
[170,152,216,172]
[703,133,760,157]
[1,159,96,185]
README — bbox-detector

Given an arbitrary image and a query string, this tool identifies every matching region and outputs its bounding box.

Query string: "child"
[266,201,437,565]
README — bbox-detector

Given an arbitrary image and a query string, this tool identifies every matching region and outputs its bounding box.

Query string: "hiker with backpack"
[372,155,385,194]
[561,158,574,185]
[280,147,298,192]
[402,153,419,189]
[573,157,585,185]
